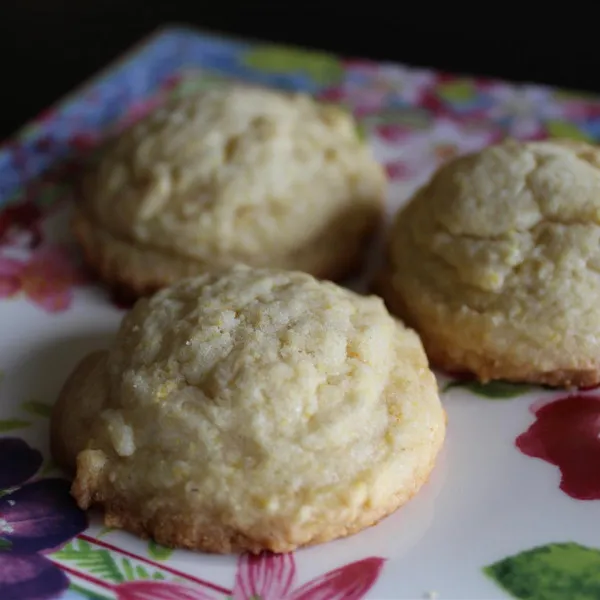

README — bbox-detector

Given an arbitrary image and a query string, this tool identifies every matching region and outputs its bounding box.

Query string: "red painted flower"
[115,580,219,599]
[113,552,385,600]
[516,394,600,500]
[233,553,385,600]
[0,245,84,313]
[317,87,344,104]
[68,133,97,153]
[578,383,600,392]
[384,160,414,181]
[375,124,414,144]
[163,73,183,91]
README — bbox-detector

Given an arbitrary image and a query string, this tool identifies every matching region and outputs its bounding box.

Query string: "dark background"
[1,2,598,139]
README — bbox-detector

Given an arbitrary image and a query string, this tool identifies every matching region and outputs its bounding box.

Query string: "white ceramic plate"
[1,26,599,600]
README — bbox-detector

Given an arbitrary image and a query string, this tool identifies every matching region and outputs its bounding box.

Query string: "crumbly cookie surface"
[51,266,445,553]
[75,85,385,293]
[380,139,600,386]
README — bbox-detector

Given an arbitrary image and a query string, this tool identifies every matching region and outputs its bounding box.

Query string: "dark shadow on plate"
[10,330,115,412]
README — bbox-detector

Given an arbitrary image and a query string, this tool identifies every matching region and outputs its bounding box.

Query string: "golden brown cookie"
[73,85,386,297]
[377,139,600,387]
[51,265,445,554]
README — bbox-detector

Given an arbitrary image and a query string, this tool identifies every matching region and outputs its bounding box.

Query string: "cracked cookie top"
[381,139,600,385]
[52,265,445,552]
[79,84,386,267]
[390,139,600,310]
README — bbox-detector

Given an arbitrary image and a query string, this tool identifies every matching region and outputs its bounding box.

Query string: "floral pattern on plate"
[2,26,600,600]
[0,437,87,599]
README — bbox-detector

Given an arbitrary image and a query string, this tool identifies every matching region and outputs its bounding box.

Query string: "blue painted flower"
[580,116,600,141]
[0,437,88,600]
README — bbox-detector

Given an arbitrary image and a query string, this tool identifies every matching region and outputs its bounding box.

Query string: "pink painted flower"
[384,160,414,181]
[113,553,385,600]
[557,94,600,120]
[319,60,434,118]
[481,83,568,138]
[344,60,435,105]
[115,581,220,600]
[379,118,501,184]
[374,64,436,105]
[318,85,387,117]
[318,86,345,104]
[375,124,415,144]
[235,553,385,600]
[0,245,83,313]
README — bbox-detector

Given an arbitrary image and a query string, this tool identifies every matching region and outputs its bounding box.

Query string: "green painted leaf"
[442,380,459,393]
[52,539,125,583]
[484,542,600,600]
[0,537,11,551]
[135,565,150,579]
[0,488,15,499]
[21,400,53,418]
[96,526,115,539]
[243,46,343,85]
[121,557,135,581]
[444,379,532,398]
[68,583,113,600]
[55,538,174,584]
[148,539,173,561]
[367,107,431,129]
[546,120,592,142]
[170,71,231,98]
[355,121,367,142]
[0,419,31,432]
[437,81,477,103]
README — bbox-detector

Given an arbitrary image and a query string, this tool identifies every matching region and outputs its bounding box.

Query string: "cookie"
[73,85,386,297]
[377,139,600,387]
[51,265,445,554]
